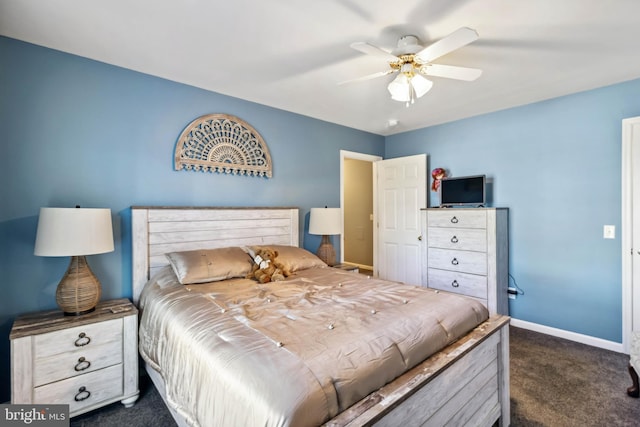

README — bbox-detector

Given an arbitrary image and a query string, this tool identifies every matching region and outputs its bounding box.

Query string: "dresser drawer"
[427,210,487,229]
[428,248,487,275]
[34,318,122,358]
[428,268,488,299]
[34,339,123,387]
[427,227,487,252]
[34,364,123,414]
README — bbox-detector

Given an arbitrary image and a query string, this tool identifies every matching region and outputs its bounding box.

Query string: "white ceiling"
[2,0,640,136]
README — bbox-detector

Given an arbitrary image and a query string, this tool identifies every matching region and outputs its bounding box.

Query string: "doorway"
[340,150,381,273]
[340,151,427,283]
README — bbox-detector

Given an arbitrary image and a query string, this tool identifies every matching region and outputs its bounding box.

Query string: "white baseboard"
[343,261,373,271]
[510,318,625,354]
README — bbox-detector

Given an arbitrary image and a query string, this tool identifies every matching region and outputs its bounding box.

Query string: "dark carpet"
[510,327,640,426]
[71,326,640,426]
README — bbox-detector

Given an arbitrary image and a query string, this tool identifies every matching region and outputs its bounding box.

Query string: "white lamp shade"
[34,207,114,256]
[309,208,341,235]
[411,74,433,98]
[388,73,411,102]
[387,73,433,102]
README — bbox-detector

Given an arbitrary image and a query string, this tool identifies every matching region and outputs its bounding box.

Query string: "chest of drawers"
[10,299,139,417]
[422,208,509,315]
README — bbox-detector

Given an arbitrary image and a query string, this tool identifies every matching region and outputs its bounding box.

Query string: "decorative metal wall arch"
[174,114,272,178]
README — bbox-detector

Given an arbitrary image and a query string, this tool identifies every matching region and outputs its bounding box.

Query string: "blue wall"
[386,78,640,345]
[0,37,384,402]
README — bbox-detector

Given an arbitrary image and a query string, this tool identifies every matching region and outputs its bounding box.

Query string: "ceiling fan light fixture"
[387,73,411,102]
[387,73,432,104]
[349,27,481,105]
[411,74,433,98]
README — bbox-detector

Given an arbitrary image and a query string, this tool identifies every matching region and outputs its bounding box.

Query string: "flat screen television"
[439,175,486,207]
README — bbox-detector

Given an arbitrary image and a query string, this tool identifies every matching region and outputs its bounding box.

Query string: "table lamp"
[309,207,341,266]
[34,207,114,315]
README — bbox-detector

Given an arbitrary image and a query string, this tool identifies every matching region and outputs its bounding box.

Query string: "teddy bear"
[247,247,290,283]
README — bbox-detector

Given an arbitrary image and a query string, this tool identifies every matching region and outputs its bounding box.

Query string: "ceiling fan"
[344,27,482,106]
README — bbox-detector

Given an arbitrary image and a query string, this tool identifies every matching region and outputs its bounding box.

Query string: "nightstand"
[10,299,139,417]
[333,263,359,273]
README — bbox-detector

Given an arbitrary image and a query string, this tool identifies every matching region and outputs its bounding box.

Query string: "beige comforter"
[139,266,488,427]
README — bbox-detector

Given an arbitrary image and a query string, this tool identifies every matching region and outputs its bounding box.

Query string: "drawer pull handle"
[450,216,459,224]
[452,280,460,288]
[74,386,91,402]
[74,357,91,372]
[450,236,458,243]
[451,258,459,266]
[74,333,91,347]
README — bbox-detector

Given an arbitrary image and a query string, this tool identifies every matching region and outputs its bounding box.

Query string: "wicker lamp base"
[316,235,336,266]
[56,255,102,316]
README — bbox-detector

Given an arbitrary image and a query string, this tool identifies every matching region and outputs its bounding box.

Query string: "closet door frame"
[621,116,640,353]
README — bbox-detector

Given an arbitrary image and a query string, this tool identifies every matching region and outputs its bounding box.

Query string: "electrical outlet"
[603,225,615,239]
[508,287,517,300]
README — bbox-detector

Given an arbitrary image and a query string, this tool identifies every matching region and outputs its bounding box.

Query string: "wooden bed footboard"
[325,315,510,427]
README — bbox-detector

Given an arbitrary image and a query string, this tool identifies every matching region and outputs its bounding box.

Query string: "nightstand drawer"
[427,210,487,229]
[428,268,487,299]
[428,248,487,275]
[427,227,487,252]
[34,340,123,386]
[34,364,123,414]
[34,318,122,358]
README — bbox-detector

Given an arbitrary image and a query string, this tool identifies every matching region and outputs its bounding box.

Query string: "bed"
[131,206,510,426]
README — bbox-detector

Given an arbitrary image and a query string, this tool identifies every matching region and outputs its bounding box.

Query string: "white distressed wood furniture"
[131,206,510,426]
[10,299,139,417]
[422,208,509,315]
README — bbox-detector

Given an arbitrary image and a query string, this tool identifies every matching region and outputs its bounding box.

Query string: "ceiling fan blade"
[339,69,395,85]
[420,64,482,81]
[415,27,479,63]
[350,42,399,62]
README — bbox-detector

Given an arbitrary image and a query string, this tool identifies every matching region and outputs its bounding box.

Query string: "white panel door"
[622,116,640,352]
[629,119,640,335]
[375,154,426,284]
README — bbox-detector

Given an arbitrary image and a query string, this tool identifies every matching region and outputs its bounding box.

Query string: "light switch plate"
[603,225,615,239]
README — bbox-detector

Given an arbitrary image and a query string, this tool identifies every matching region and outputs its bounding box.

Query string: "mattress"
[138,265,489,427]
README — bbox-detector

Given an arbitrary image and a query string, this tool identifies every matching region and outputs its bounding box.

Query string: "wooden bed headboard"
[131,206,299,304]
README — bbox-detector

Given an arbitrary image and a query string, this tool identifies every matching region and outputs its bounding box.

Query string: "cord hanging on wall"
[174,113,273,178]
